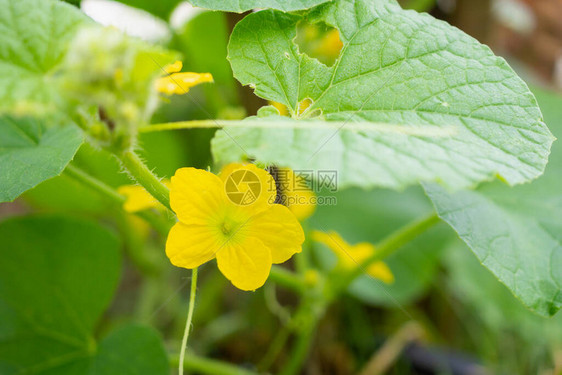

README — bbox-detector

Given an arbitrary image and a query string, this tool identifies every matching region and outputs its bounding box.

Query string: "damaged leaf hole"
[294,20,343,67]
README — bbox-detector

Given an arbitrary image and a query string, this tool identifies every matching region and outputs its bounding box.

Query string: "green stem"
[64,164,125,204]
[279,299,323,375]
[334,213,440,295]
[171,353,258,375]
[179,268,198,375]
[258,323,292,371]
[139,120,455,137]
[269,266,305,294]
[116,151,172,212]
[371,213,440,261]
[64,164,173,237]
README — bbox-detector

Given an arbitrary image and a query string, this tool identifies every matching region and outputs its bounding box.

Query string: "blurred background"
[1,1,561,374]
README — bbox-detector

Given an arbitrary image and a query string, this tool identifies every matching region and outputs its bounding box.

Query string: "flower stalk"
[116,150,172,212]
[179,268,198,375]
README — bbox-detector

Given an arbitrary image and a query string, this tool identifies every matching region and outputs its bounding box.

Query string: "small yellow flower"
[272,167,316,221]
[313,29,343,61]
[155,60,213,95]
[118,181,170,213]
[166,164,305,291]
[312,231,394,284]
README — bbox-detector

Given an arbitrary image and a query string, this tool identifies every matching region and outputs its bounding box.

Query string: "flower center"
[220,221,234,236]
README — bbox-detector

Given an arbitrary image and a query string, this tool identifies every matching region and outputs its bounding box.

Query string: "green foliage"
[22,144,128,214]
[0,0,91,116]
[0,216,119,373]
[59,27,178,130]
[214,0,552,190]
[0,216,169,374]
[187,0,331,13]
[445,243,562,373]
[0,116,83,202]
[425,87,562,316]
[0,0,560,372]
[89,325,170,375]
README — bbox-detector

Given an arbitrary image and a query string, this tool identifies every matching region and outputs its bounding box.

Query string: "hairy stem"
[116,150,172,212]
[140,120,455,137]
[179,268,198,375]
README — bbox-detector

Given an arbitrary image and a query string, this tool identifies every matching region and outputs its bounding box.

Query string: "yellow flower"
[166,164,305,291]
[313,29,343,61]
[118,180,170,213]
[155,60,213,95]
[272,167,316,221]
[312,231,394,284]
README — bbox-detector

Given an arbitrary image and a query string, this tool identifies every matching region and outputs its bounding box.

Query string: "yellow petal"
[118,182,169,213]
[313,29,343,60]
[284,187,316,221]
[216,236,272,291]
[218,162,250,181]
[367,261,394,284]
[164,60,183,74]
[243,204,304,264]
[268,101,289,116]
[170,168,227,225]
[219,163,277,213]
[155,72,213,95]
[166,222,221,269]
[311,230,353,264]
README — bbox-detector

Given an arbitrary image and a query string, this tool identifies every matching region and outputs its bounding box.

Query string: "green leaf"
[0,216,120,374]
[0,0,91,116]
[214,0,553,190]
[187,0,331,13]
[22,144,129,214]
[311,187,452,306]
[89,325,169,375]
[0,216,170,374]
[425,88,562,317]
[444,241,562,373]
[0,115,83,203]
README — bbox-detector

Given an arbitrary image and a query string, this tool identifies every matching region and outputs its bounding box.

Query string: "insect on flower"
[166,163,305,291]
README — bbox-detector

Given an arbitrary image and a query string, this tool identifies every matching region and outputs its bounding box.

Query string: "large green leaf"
[0,116,83,202]
[425,88,562,317]
[0,216,169,374]
[89,325,169,375]
[188,0,331,13]
[311,187,452,306]
[445,242,562,373]
[0,0,91,115]
[0,216,120,374]
[214,0,553,190]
